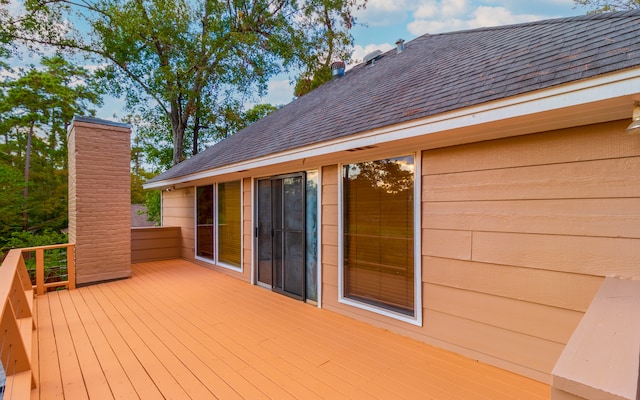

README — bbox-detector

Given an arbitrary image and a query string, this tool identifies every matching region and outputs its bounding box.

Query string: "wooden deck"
[31,259,550,400]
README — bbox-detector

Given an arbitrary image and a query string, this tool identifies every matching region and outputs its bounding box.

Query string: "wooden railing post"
[35,248,45,296]
[67,245,76,290]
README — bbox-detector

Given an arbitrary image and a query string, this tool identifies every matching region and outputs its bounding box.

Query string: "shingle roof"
[150,10,640,184]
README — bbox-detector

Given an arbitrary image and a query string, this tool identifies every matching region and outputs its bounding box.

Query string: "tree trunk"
[170,102,186,166]
[192,114,200,156]
[172,127,184,166]
[23,122,34,230]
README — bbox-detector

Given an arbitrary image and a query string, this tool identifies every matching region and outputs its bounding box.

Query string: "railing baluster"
[35,249,44,296]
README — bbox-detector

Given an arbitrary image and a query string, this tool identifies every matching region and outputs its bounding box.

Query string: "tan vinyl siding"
[420,119,640,382]
[162,187,195,260]
[321,165,339,307]
[318,119,639,384]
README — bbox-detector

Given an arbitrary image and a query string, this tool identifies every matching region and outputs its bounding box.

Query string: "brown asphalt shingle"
[149,10,640,184]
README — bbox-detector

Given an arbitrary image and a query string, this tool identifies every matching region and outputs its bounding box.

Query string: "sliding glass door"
[256,174,306,299]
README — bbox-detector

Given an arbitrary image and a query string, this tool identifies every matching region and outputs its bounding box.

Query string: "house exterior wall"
[68,119,131,285]
[321,165,340,307]
[162,187,195,259]
[161,179,252,283]
[320,119,640,383]
[418,119,640,381]
[160,119,640,383]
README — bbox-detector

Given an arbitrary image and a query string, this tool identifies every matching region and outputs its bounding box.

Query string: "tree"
[14,0,366,166]
[574,0,640,13]
[0,55,102,232]
[202,102,278,144]
[128,101,277,174]
[0,164,25,238]
[293,0,363,97]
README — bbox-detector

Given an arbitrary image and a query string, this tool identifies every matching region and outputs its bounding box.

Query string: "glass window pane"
[284,176,304,231]
[196,185,214,260]
[305,171,318,302]
[343,156,415,315]
[257,179,273,286]
[218,181,241,267]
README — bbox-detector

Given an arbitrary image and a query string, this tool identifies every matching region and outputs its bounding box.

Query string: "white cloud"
[408,18,467,35]
[441,0,469,17]
[414,2,438,19]
[473,6,542,27]
[350,43,394,65]
[407,4,547,35]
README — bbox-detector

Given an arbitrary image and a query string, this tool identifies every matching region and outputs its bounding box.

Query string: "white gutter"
[144,68,640,190]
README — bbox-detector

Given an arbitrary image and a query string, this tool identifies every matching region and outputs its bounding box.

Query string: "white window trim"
[194,181,244,272]
[194,184,214,264]
[337,154,423,326]
[316,169,323,309]
[250,177,256,285]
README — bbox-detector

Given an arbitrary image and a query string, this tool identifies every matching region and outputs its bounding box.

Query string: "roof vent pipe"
[331,60,346,78]
[396,38,405,53]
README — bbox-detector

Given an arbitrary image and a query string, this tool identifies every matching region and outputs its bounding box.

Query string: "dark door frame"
[255,173,306,301]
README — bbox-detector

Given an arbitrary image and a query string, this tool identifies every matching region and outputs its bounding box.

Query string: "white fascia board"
[144,68,640,189]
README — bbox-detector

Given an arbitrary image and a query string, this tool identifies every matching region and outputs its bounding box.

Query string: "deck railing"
[0,244,75,399]
[1,249,37,399]
[19,244,76,295]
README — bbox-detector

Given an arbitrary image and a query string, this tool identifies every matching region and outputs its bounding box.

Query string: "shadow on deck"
[32,259,549,400]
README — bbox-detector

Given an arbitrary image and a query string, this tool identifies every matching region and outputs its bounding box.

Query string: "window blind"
[343,157,415,315]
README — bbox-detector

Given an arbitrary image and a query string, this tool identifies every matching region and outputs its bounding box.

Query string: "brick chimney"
[68,117,132,285]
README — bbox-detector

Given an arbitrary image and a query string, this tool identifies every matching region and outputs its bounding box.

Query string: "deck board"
[33,295,64,400]
[47,291,90,400]
[33,259,550,399]
[77,286,164,399]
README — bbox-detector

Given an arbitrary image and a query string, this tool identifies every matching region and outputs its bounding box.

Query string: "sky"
[91,0,584,120]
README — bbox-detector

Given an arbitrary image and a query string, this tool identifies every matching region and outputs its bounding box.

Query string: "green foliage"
[574,0,640,13]
[0,229,70,285]
[201,102,279,144]
[123,109,174,172]
[0,164,25,237]
[131,172,147,204]
[0,55,103,240]
[2,229,67,250]
[244,103,279,124]
[144,189,161,225]
[16,0,366,166]
[293,0,364,96]
[294,64,332,97]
